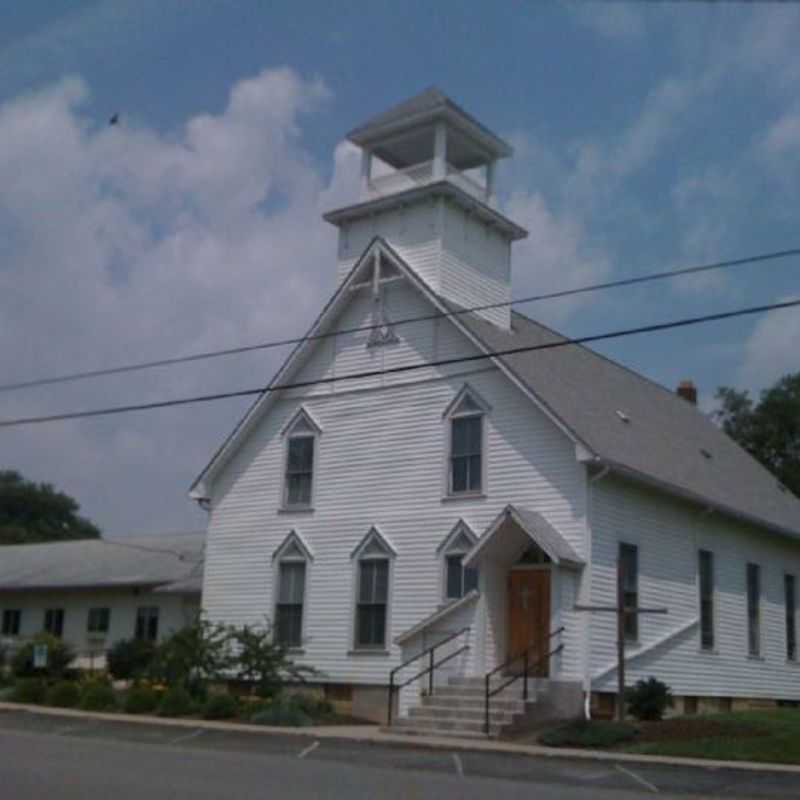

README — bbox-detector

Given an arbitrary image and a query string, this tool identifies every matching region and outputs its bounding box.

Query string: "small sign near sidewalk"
[33,643,48,669]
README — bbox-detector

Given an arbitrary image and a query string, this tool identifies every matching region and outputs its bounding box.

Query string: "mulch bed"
[632,718,768,743]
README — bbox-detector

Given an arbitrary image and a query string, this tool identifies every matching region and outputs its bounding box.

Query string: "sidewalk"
[3,700,800,775]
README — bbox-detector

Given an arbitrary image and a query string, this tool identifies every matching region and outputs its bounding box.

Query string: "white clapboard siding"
[590,475,800,699]
[202,293,586,685]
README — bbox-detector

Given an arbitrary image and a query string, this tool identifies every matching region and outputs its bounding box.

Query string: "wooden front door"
[508,569,551,676]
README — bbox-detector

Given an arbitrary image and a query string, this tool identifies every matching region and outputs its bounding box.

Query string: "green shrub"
[46,680,81,708]
[11,634,75,679]
[124,685,160,715]
[202,693,239,720]
[12,677,47,704]
[80,680,117,711]
[249,696,314,727]
[287,692,334,720]
[158,686,194,717]
[539,719,637,748]
[627,677,673,722]
[106,638,156,681]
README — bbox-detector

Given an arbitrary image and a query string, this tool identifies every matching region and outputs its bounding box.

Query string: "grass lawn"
[539,710,800,765]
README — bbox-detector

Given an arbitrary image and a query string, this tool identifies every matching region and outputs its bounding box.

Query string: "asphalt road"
[0,709,796,799]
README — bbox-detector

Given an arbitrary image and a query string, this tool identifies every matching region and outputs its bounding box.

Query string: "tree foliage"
[0,470,101,545]
[715,373,800,498]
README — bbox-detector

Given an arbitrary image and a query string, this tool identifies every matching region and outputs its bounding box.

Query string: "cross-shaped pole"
[575,559,668,721]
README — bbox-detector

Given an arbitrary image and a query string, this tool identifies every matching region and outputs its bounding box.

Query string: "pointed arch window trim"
[437,520,480,600]
[281,407,321,510]
[351,526,395,651]
[443,384,490,497]
[273,530,312,650]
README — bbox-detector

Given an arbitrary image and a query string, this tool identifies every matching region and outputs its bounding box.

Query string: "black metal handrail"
[484,626,565,735]
[387,626,470,726]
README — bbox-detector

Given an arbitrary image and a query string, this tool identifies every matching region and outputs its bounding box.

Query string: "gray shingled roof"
[347,87,512,157]
[456,307,800,537]
[0,533,204,592]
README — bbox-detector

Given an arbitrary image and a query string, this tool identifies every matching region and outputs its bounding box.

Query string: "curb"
[2,702,800,775]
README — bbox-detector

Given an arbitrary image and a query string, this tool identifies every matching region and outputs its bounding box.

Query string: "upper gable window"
[283,410,320,509]
[445,388,489,496]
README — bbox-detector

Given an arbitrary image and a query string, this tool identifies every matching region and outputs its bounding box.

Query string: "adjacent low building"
[0,533,203,666]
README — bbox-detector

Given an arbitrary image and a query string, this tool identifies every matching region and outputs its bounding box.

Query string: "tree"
[0,470,100,545]
[714,373,800,498]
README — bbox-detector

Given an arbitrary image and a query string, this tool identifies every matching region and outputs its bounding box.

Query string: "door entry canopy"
[463,504,584,570]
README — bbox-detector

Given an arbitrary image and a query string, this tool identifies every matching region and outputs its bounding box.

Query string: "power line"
[1,246,798,394]
[2,297,799,430]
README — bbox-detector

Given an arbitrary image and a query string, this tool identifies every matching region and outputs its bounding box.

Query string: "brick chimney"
[676,380,698,405]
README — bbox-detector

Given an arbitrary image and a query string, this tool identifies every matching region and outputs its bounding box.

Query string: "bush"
[12,677,47,704]
[249,701,313,728]
[158,686,194,718]
[46,680,81,708]
[124,685,160,715]
[11,634,75,679]
[202,693,239,720]
[287,692,334,720]
[80,680,117,711]
[539,719,637,748]
[106,638,156,681]
[627,677,673,722]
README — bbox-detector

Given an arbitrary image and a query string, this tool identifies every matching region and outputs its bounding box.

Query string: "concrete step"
[385,723,492,740]
[420,694,528,713]
[391,717,501,737]
[409,706,515,724]
[430,686,534,704]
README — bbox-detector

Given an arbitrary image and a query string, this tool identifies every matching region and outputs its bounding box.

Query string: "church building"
[192,90,800,735]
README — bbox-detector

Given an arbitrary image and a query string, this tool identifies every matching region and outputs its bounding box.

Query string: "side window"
[786,574,797,662]
[43,608,65,638]
[352,528,395,650]
[439,520,479,600]
[276,560,306,648]
[135,606,159,642]
[1,609,21,636]
[698,550,714,651]
[87,607,111,635]
[282,409,320,509]
[444,387,489,496]
[619,543,639,641]
[747,563,761,657]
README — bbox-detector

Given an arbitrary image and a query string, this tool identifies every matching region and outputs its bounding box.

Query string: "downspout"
[584,461,611,720]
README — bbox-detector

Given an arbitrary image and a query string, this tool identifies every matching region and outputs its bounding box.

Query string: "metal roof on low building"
[0,532,204,593]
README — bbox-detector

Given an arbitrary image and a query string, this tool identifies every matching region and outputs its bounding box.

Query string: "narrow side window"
[619,543,639,641]
[698,550,714,651]
[747,563,761,657]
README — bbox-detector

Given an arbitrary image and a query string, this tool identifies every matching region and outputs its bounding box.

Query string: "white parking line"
[452,752,464,778]
[168,728,205,745]
[615,763,659,793]
[298,740,319,759]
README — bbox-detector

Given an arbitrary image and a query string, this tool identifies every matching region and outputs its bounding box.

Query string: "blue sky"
[1,1,799,534]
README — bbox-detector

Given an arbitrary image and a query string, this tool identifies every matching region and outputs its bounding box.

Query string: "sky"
[1,0,799,536]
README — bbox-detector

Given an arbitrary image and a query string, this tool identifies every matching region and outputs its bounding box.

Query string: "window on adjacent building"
[786,574,796,662]
[87,607,111,635]
[283,411,318,508]
[1,609,21,636]
[43,608,64,638]
[619,543,639,641]
[747,563,761,657]
[698,549,714,651]
[135,606,159,642]
[446,388,488,495]
[356,557,389,648]
[276,560,306,648]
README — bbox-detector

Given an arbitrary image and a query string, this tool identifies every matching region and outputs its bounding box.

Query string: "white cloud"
[762,111,800,158]
[737,297,800,391]
[0,67,360,535]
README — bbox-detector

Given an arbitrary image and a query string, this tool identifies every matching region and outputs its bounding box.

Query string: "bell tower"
[323,89,527,330]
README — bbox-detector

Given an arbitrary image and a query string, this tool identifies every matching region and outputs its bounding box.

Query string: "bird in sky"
[109,113,120,126]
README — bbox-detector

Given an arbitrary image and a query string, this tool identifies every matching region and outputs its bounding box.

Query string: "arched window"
[273,530,313,648]
[281,408,321,509]
[443,385,490,496]
[438,520,479,600]
[351,527,396,650]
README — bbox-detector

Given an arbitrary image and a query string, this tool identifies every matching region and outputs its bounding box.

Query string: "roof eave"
[597,458,800,541]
